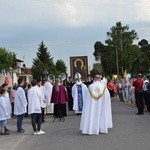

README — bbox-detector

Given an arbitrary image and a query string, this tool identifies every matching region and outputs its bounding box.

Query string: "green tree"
[106,22,138,75]
[138,39,150,73]
[32,41,55,79]
[55,59,67,77]
[0,47,13,74]
[93,22,141,76]
[93,41,105,62]
[90,63,102,78]
[138,39,148,47]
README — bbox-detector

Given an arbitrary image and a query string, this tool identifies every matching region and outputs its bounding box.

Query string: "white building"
[0,58,32,87]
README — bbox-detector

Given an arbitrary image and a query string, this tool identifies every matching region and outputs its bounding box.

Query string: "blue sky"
[0,0,150,75]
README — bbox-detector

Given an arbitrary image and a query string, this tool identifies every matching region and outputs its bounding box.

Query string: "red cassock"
[51,84,68,104]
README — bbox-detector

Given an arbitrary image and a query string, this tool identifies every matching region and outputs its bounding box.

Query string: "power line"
[6,34,150,50]
[136,27,150,37]
[6,42,94,49]
[137,27,150,32]
[32,0,150,8]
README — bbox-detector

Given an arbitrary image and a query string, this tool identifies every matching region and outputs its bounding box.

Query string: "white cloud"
[1,0,150,40]
[0,0,65,28]
[1,0,150,69]
[57,4,79,26]
[56,3,102,27]
[0,0,143,29]
[56,0,140,27]
[135,0,150,22]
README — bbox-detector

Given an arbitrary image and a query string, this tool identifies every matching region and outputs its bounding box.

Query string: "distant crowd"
[107,73,150,115]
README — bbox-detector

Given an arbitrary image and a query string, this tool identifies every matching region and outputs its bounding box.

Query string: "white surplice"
[80,81,113,135]
[72,81,88,114]
[14,87,27,115]
[5,92,11,119]
[44,81,54,114]
[0,96,9,120]
[40,86,47,108]
[28,86,43,114]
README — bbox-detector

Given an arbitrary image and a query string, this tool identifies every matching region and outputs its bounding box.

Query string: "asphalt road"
[1,101,150,150]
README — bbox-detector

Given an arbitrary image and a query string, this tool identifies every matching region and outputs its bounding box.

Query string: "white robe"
[80,81,113,135]
[5,92,11,119]
[44,82,53,105]
[72,81,88,114]
[44,81,53,114]
[28,86,43,114]
[0,96,9,121]
[14,87,27,115]
[40,86,47,108]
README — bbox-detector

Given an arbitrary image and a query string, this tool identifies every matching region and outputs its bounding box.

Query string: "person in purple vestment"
[51,78,68,121]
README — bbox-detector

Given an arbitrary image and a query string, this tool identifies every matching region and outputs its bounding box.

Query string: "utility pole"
[115,46,119,81]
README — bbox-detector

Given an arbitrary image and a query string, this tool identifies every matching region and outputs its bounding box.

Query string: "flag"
[113,74,118,79]
[123,69,127,78]
[4,74,9,85]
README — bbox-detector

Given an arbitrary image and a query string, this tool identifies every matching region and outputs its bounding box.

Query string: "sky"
[0,0,150,75]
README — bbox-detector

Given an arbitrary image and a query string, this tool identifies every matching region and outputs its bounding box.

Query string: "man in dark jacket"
[66,77,74,111]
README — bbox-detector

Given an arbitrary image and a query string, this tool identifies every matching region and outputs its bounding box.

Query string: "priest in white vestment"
[72,73,88,114]
[44,80,53,114]
[80,75,113,135]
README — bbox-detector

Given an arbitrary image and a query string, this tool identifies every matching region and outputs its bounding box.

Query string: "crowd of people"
[107,73,150,115]
[0,72,113,136]
[3,72,150,136]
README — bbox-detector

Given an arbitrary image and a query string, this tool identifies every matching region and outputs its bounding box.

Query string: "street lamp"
[43,69,49,80]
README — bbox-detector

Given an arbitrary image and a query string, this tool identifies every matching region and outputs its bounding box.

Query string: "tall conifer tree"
[32,41,55,79]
